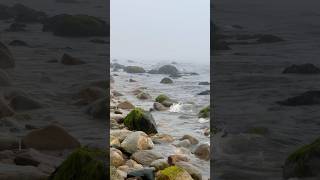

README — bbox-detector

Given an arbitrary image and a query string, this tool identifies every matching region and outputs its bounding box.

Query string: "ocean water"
[111,59,211,178]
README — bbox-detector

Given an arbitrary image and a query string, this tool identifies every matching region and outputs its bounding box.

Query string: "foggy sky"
[110,0,210,63]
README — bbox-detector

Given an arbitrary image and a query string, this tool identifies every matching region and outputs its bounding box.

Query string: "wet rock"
[150,159,169,171]
[174,139,192,148]
[156,166,193,180]
[129,79,137,82]
[8,40,28,47]
[199,81,210,85]
[0,69,11,86]
[148,69,159,74]
[111,148,125,167]
[9,95,42,111]
[86,97,107,118]
[120,131,154,154]
[22,124,80,150]
[111,63,126,71]
[168,154,190,165]
[5,22,26,32]
[110,135,121,147]
[117,101,135,110]
[0,41,15,69]
[160,77,173,84]
[256,34,284,43]
[155,94,174,107]
[43,14,108,37]
[158,65,179,76]
[131,150,163,166]
[110,129,132,142]
[277,91,320,106]
[0,98,15,119]
[124,66,146,73]
[61,53,86,65]
[175,161,202,180]
[127,168,155,180]
[198,90,210,95]
[198,106,210,118]
[151,134,174,144]
[136,92,151,100]
[14,148,63,168]
[0,163,48,179]
[153,102,167,111]
[10,3,47,23]
[132,89,144,95]
[50,147,107,179]
[179,135,199,145]
[123,108,158,134]
[113,91,123,97]
[283,138,320,179]
[76,87,105,105]
[194,144,210,161]
[161,100,174,107]
[282,63,320,74]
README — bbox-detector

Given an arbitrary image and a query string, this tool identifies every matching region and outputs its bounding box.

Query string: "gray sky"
[110,0,210,63]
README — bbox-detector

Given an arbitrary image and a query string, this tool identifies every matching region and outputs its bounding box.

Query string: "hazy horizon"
[110,0,210,64]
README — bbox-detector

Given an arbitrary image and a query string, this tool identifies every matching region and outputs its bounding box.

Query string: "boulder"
[8,40,29,47]
[151,133,174,144]
[283,138,320,179]
[277,91,320,106]
[110,148,125,167]
[175,161,202,180]
[117,101,135,110]
[0,69,11,86]
[120,131,154,154]
[132,89,143,95]
[124,66,146,73]
[50,147,107,179]
[198,106,210,118]
[111,166,124,180]
[156,166,193,180]
[127,168,155,180]
[22,124,80,150]
[160,77,173,84]
[43,14,108,37]
[155,94,170,104]
[158,65,179,76]
[0,163,48,180]
[110,135,121,147]
[174,139,192,148]
[9,95,42,111]
[86,97,107,119]
[194,144,210,161]
[131,150,163,166]
[136,92,151,100]
[282,63,320,74]
[153,102,167,111]
[148,69,159,74]
[150,159,169,171]
[129,79,137,82]
[256,34,284,43]
[61,53,86,65]
[179,135,199,145]
[0,42,15,69]
[111,63,126,71]
[168,154,190,165]
[123,108,158,134]
[110,129,132,142]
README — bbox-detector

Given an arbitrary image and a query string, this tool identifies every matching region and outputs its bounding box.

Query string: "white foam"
[198,118,209,123]
[169,103,183,113]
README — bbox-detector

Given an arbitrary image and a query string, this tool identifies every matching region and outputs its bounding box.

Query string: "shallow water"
[112,60,210,178]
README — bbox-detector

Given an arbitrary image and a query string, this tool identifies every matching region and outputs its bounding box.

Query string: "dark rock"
[158,65,179,76]
[198,90,210,95]
[129,79,137,82]
[283,63,320,74]
[153,102,167,111]
[277,91,320,106]
[43,14,108,37]
[256,34,284,43]
[160,77,173,84]
[198,82,210,85]
[5,23,26,32]
[8,40,28,47]
[127,168,155,180]
[61,53,86,65]
[179,135,199,145]
[198,106,210,118]
[0,42,15,69]
[111,63,125,70]
[123,108,158,134]
[124,66,146,73]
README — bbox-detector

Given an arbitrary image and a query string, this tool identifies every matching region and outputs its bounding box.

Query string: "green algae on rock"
[124,66,146,73]
[155,95,170,103]
[283,138,320,179]
[198,106,210,118]
[124,108,158,134]
[49,147,107,180]
[157,166,193,180]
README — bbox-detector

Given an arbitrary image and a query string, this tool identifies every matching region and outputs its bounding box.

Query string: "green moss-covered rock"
[157,166,193,180]
[155,95,170,103]
[124,66,146,73]
[49,147,107,180]
[123,108,158,134]
[198,106,210,118]
[283,138,320,179]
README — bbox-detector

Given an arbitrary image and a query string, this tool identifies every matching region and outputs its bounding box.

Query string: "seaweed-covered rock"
[277,91,320,106]
[22,124,80,150]
[256,34,284,43]
[136,92,151,100]
[86,97,107,119]
[198,106,210,118]
[124,66,145,73]
[123,108,157,134]
[175,161,202,180]
[120,131,154,154]
[150,159,169,171]
[61,53,86,65]
[43,14,108,37]
[158,65,179,76]
[0,42,15,69]
[160,77,173,84]
[282,64,320,74]
[283,138,320,179]
[49,147,107,180]
[156,166,193,180]
[155,94,170,104]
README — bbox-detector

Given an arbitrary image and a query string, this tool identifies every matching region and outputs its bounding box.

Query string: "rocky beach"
[110,60,210,179]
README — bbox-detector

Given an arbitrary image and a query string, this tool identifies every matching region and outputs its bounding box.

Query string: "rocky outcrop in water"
[198,106,210,118]
[123,108,158,134]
